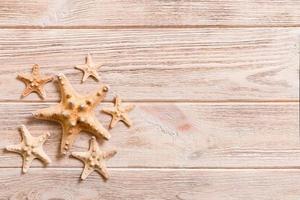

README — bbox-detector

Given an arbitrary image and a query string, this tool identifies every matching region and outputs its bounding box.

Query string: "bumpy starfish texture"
[102,96,135,129]
[17,64,53,99]
[75,53,102,83]
[71,136,116,180]
[33,73,111,155]
[6,125,51,173]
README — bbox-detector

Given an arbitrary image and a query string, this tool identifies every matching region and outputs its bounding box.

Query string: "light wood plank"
[0,28,299,101]
[0,102,298,168]
[0,0,300,27]
[2,168,300,199]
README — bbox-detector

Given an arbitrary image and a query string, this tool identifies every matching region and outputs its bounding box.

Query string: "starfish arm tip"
[20,124,26,130]
[104,132,111,140]
[5,145,17,152]
[45,157,52,164]
[104,150,117,159]
[22,168,28,174]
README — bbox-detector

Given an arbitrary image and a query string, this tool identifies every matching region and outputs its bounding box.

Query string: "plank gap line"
[3,167,300,171]
[0,100,298,104]
[0,25,300,30]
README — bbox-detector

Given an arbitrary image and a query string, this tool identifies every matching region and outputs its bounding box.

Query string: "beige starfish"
[6,125,51,173]
[75,53,102,83]
[71,136,116,180]
[102,96,135,129]
[17,64,53,99]
[33,73,111,155]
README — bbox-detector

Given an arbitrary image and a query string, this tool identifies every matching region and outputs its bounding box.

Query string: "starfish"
[6,125,51,173]
[71,136,116,180]
[33,73,111,155]
[75,53,102,83]
[102,96,135,129]
[17,64,53,99]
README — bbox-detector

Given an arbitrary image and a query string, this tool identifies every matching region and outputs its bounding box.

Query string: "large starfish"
[6,125,51,173]
[75,53,102,83]
[71,136,116,180]
[102,96,135,129]
[17,64,53,99]
[33,73,111,155]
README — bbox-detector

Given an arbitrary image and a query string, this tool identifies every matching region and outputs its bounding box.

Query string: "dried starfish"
[102,96,135,129]
[75,53,102,83]
[71,136,116,180]
[6,125,51,173]
[33,73,111,155]
[17,64,53,99]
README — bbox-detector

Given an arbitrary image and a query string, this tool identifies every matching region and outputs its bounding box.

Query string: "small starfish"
[17,64,53,99]
[71,136,116,180]
[6,125,51,173]
[33,73,111,155]
[102,96,135,129]
[75,53,102,83]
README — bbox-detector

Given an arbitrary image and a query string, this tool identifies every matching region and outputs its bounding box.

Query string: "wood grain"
[0,102,298,168]
[2,168,300,200]
[0,0,300,27]
[0,28,299,102]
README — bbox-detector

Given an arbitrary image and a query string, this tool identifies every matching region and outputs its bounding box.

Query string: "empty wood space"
[0,0,300,27]
[2,169,300,200]
[0,0,299,199]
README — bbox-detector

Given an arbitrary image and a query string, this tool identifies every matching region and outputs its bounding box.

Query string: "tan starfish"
[17,64,53,99]
[33,73,111,155]
[71,136,116,180]
[102,96,135,129]
[6,125,51,173]
[75,53,102,83]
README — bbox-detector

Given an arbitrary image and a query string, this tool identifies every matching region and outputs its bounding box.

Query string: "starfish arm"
[37,132,50,145]
[33,104,62,122]
[75,64,86,70]
[82,116,111,140]
[121,114,133,127]
[19,125,34,145]
[34,147,51,164]
[103,150,117,160]
[40,76,53,85]
[89,136,100,152]
[60,125,81,154]
[87,85,109,107]
[94,63,102,70]
[102,108,115,115]
[81,165,94,180]
[17,74,32,83]
[71,151,90,162]
[21,86,34,98]
[86,53,93,66]
[36,86,46,99]
[115,96,122,107]
[90,70,100,82]
[82,71,91,83]
[22,155,35,173]
[110,116,120,129]
[57,73,78,101]
[96,163,110,180]
[32,64,41,77]
[124,104,135,112]
[6,144,23,153]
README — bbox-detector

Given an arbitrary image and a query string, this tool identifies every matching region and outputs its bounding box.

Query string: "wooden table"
[0,1,299,199]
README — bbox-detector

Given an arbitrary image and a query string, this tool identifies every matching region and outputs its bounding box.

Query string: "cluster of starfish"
[7,54,134,181]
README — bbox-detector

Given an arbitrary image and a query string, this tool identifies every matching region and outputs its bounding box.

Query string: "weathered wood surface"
[1,168,300,200]
[0,0,300,27]
[0,28,299,102]
[0,102,298,168]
